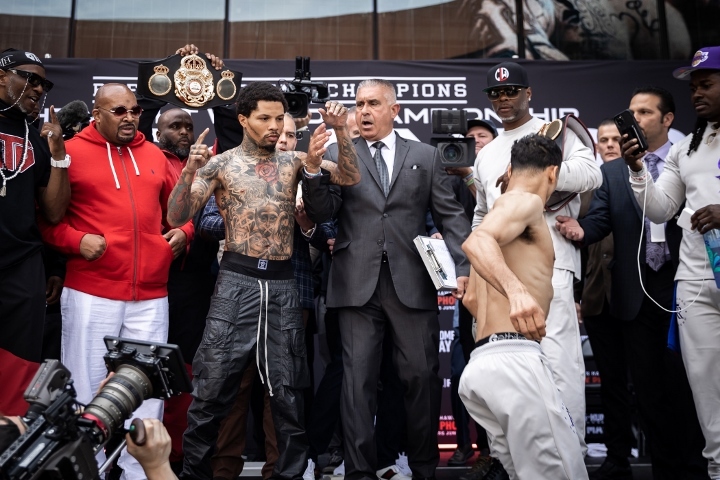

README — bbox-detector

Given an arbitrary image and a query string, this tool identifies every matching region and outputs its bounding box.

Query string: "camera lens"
[81,365,152,442]
[442,144,462,163]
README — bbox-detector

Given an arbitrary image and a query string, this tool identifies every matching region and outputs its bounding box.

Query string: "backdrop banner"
[40,58,695,447]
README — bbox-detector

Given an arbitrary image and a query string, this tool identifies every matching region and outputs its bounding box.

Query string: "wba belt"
[137,52,242,109]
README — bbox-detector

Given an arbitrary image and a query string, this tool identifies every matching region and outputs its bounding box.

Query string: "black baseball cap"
[467,118,498,138]
[484,62,529,92]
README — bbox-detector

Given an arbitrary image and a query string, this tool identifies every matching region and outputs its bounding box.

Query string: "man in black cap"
[0,48,70,415]
[464,61,600,477]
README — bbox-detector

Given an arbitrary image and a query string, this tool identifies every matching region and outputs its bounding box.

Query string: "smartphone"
[613,109,648,155]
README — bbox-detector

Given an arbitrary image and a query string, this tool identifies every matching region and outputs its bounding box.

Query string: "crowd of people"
[0,41,719,480]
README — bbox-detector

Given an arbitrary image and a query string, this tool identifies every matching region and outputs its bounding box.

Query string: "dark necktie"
[373,141,389,197]
[644,153,666,271]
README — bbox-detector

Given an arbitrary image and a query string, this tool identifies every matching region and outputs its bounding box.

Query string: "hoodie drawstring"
[127,147,140,176]
[106,142,120,189]
[256,279,273,397]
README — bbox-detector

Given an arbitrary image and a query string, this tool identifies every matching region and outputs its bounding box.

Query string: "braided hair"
[687,117,708,155]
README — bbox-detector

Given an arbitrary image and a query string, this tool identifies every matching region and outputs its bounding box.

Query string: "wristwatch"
[50,154,71,168]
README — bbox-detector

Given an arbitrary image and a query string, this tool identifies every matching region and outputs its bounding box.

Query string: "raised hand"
[305,123,331,172]
[185,128,211,174]
[318,101,349,130]
[41,106,65,158]
[176,44,224,69]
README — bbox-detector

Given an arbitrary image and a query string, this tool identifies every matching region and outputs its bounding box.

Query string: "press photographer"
[0,336,191,480]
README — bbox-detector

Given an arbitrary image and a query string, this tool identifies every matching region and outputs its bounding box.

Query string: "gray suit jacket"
[303,133,471,311]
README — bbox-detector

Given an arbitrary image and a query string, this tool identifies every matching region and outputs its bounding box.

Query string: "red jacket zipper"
[117,146,140,301]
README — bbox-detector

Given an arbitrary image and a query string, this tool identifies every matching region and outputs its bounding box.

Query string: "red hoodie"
[41,123,193,301]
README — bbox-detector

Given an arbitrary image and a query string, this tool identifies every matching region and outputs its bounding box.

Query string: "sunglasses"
[5,68,54,92]
[486,86,524,101]
[97,105,143,117]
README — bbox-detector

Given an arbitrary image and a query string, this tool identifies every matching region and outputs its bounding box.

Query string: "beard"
[496,97,529,123]
[158,136,190,159]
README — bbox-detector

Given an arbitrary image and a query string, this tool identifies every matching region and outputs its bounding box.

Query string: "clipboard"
[413,235,458,290]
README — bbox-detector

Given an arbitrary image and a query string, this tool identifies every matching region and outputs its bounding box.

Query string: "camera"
[278,56,330,118]
[0,336,191,480]
[430,110,476,167]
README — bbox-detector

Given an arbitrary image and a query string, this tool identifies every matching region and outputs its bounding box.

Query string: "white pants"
[459,340,587,480]
[544,268,586,447]
[61,287,169,480]
[676,280,720,479]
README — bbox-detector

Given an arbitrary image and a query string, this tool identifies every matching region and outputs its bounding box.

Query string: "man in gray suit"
[302,79,471,480]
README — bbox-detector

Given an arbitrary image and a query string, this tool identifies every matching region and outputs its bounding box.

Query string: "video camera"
[430,109,476,167]
[0,336,192,480]
[278,56,330,118]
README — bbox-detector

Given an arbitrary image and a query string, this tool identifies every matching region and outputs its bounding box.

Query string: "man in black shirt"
[0,48,70,415]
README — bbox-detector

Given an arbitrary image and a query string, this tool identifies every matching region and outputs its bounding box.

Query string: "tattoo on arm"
[330,132,361,186]
[167,160,219,227]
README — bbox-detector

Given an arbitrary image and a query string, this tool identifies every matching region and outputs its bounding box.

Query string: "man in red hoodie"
[41,83,193,480]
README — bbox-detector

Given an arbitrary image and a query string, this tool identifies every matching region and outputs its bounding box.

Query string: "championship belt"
[538,114,596,212]
[137,53,242,109]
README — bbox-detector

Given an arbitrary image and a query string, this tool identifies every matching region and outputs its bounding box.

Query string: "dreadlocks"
[687,117,708,155]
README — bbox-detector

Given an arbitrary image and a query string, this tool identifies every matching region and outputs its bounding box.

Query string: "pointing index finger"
[49,105,58,124]
[195,128,210,146]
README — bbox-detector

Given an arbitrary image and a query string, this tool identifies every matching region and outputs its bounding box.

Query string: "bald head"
[92,83,140,145]
[157,108,195,159]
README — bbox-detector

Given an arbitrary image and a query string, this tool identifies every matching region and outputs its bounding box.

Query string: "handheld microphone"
[57,100,91,139]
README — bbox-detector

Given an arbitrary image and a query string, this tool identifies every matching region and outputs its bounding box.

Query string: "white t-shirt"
[472,116,601,275]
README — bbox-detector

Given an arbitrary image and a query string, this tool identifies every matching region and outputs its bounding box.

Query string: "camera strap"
[539,114,596,213]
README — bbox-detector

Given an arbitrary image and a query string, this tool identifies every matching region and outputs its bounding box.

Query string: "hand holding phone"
[614,109,648,170]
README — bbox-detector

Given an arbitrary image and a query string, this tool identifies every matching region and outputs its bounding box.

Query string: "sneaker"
[588,457,633,480]
[447,444,475,467]
[395,452,412,477]
[482,458,509,480]
[323,450,344,474]
[458,455,494,480]
[304,459,318,480]
[376,464,411,480]
[333,461,345,476]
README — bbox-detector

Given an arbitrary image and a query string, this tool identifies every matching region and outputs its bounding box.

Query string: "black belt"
[474,332,538,349]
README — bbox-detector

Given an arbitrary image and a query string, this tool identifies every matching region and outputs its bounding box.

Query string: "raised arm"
[302,101,360,186]
[37,106,70,224]
[167,128,219,227]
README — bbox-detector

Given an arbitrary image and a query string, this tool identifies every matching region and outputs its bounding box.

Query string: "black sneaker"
[448,444,475,466]
[481,458,509,480]
[589,457,633,480]
[323,450,344,474]
[458,455,493,480]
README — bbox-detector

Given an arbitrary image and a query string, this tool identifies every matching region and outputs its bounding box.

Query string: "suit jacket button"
[383,213,388,218]
[377,240,383,245]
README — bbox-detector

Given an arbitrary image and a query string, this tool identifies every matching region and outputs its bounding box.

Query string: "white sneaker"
[304,459,317,480]
[333,461,345,476]
[376,464,411,480]
[395,452,412,477]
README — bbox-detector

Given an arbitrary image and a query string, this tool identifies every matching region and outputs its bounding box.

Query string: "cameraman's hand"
[318,101,348,130]
[175,44,224,70]
[126,419,176,480]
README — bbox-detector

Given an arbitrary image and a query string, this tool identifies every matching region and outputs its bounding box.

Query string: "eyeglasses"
[486,86,524,101]
[5,68,54,92]
[97,105,143,118]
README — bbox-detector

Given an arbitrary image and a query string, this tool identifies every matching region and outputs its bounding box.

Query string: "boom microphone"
[56,100,91,140]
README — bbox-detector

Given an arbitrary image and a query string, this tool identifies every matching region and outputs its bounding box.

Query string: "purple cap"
[673,46,720,79]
